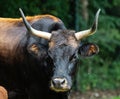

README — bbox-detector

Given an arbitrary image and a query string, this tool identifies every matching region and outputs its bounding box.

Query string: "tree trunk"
[81,0,89,22]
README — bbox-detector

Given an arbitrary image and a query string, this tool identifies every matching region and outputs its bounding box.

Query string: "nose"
[51,78,67,88]
[50,77,71,92]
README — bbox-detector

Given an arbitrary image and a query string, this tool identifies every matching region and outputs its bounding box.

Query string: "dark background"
[0,0,120,93]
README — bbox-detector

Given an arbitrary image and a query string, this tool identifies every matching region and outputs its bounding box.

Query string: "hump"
[29,15,61,22]
[30,15,66,32]
[0,14,61,25]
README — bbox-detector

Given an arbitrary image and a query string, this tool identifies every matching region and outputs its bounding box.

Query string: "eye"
[69,53,77,62]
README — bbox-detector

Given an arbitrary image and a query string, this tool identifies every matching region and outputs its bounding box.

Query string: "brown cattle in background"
[0,86,8,99]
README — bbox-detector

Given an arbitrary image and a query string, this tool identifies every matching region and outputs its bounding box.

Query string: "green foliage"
[0,0,120,92]
[76,55,120,91]
[111,96,120,99]
[0,0,41,17]
[112,0,120,6]
[75,0,120,91]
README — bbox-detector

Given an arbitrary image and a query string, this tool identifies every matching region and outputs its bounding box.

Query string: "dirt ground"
[69,90,120,99]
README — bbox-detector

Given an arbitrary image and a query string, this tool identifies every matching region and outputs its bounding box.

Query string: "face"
[48,30,79,92]
[47,30,99,92]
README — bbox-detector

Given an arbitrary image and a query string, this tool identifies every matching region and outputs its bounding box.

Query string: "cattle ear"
[27,44,40,56]
[27,44,47,59]
[78,43,99,56]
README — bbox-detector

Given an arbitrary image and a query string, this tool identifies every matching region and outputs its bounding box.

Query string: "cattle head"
[19,8,100,92]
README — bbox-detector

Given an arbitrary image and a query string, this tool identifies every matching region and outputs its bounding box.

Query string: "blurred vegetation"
[0,0,120,92]
[111,96,120,99]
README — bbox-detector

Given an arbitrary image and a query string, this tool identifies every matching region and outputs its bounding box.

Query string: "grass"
[111,96,120,99]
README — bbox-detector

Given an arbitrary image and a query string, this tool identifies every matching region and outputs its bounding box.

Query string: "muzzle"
[50,77,71,92]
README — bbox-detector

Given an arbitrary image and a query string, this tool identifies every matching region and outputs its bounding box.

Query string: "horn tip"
[98,8,101,12]
[19,8,22,12]
[97,9,101,15]
[19,8,23,16]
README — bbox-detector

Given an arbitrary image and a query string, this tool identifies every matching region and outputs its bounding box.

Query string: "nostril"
[61,79,66,85]
[52,79,56,86]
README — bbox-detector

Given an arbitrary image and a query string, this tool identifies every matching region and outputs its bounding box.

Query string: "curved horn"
[19,8,51,40]
[75,9,101,40]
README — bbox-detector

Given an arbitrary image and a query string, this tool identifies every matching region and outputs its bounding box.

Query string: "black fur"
[0,15,99,99]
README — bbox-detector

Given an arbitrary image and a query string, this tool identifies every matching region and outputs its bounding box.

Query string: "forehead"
[49,30,79,49]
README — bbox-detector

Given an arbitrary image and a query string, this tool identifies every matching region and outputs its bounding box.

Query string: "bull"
[0,8,100,99]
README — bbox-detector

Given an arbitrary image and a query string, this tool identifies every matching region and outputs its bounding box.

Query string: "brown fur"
[0,86,8,99]
[49,30,79,49]
[0,15,60,24]
[0,14,60,63]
